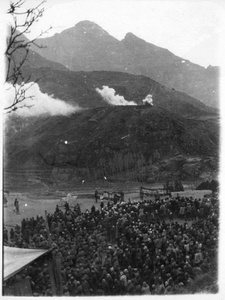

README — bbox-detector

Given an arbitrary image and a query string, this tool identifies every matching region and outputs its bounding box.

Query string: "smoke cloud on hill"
[96,86,137,106]
[142,94,153,105]
[4,82,82,117]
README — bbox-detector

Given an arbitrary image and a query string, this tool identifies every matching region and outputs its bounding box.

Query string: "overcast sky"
[2,0,225,67]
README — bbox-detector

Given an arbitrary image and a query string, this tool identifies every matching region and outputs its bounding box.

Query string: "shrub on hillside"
[196,179,219,192]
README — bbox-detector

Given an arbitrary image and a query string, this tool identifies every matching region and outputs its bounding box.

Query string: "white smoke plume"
[96,86,137,106]
[4,82,82,117]
[142,94,153,106]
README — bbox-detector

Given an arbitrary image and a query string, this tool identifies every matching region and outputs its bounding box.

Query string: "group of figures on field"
[3,193,20,214]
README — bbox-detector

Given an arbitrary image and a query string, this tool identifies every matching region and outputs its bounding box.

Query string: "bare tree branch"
[5,0,51,113]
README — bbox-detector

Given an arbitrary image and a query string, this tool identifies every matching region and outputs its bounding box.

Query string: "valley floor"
[4,186,211,229]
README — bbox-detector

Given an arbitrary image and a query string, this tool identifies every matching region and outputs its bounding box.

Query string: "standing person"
[14,198,18,212]
[64,201,70,212]
[16,199,20,214]
[100,200,104,212]
[10,228,14,241]
[3,194,8,207]
[95,189,98,203]
[4,227,8,243]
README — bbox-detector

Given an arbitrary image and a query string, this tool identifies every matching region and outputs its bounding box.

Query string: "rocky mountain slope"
[4,105,219,189]
[10,45,67,75]
[32,20,220,107]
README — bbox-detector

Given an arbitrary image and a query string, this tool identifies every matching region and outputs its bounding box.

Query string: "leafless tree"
[5,0,51,113]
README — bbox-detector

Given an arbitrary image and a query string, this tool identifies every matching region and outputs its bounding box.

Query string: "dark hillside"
[4,106,219,188]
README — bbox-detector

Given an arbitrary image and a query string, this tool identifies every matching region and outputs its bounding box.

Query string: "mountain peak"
[123,32,145,42]
[74,20,109,36]
[123,32,172,54]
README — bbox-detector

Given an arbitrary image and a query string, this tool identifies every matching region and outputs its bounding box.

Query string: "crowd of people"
[4,192,219,296]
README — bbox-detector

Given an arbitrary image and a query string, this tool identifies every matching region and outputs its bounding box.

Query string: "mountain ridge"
[32,20,219,107]
[22,67,217,118]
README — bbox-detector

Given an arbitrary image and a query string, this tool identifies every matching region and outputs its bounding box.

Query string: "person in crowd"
[14,198,18,212]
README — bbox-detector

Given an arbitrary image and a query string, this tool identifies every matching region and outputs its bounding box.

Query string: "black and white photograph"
[2,0,224,297]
